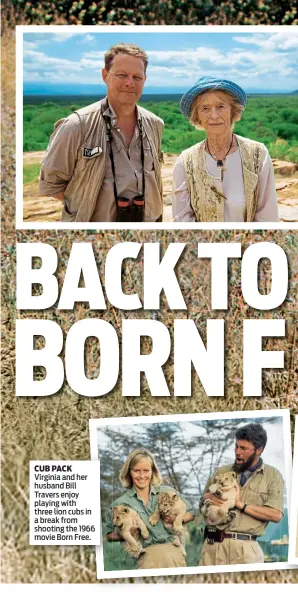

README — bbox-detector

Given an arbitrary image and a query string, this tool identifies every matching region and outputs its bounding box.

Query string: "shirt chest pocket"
[136,506,150,521]
[247,480,269,505]
[140,136,154,172]
[73,146,104,177]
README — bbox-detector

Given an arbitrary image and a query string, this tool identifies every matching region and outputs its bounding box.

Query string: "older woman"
[172,76,279,222]
[105,449,194,569]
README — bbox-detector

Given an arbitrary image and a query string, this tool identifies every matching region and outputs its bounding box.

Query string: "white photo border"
[17,24,298,231]
[289,415,298,564]
[89,408,293,579]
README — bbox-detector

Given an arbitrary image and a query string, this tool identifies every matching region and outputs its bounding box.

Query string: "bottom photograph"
[289,415,298,565]
[89,410,291,579]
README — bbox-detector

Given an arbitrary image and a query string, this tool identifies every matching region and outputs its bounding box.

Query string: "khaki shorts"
[199,538,264,566]
[137,542,186,569]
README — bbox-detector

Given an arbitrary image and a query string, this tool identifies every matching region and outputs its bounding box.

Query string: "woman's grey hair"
[119,449,162,488]
[190,89,245,130]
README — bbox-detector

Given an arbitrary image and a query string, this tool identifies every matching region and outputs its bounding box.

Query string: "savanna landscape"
[23,94,298,222]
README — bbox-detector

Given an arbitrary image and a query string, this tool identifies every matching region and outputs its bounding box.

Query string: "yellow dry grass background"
[1,27,298,584]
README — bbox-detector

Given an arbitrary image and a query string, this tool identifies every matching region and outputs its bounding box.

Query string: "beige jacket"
[39,99,164,222]
[182,135,265,222]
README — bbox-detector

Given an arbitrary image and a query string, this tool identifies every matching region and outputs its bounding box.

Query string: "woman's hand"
[164,512,194,525]
[203,492,227,507]
[163,514,176,525]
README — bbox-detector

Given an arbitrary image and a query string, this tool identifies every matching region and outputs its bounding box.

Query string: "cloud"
[24,49,82,72]
[80,57,105,69]
[78,34,95,45]
[23,33,298,91]
[144,43,296,88]
[51,32,81,43]
[233,31,298,51]
[23,41,38,50]
[81,50,106,59]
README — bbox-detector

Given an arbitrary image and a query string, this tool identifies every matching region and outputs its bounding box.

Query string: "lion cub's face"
[112,505,130,527]
[158,491,180,515]
[215,471,237,489]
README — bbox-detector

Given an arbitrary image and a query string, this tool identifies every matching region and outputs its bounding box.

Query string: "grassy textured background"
[1,23,298,584]
[3,0,298,25]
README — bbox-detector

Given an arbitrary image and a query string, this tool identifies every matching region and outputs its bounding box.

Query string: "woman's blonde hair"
[119,449,162,489]
[190,89,245,130]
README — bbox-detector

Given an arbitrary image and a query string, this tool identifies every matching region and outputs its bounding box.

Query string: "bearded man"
[199,423,284,565]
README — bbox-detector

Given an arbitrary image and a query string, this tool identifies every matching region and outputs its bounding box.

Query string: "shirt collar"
[127,485,157,499]
[255,459,264,473]
[103,98,141,126]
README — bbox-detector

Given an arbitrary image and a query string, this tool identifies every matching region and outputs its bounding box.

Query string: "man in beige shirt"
[39,43,164,222]
[199,423,284,565]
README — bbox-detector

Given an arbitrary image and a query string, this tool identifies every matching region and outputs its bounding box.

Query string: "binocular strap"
[103,112,146,210]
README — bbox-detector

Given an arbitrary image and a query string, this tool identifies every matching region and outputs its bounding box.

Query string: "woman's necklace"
[206,134,234,181]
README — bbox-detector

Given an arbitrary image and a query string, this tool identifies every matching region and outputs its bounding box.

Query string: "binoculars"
[116,196,145,222]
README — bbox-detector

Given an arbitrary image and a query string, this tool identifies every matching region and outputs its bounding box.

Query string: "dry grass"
[1,27,298,584]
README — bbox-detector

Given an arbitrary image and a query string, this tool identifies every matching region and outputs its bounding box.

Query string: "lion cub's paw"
[139,547,146,555]
[149,514,159,526]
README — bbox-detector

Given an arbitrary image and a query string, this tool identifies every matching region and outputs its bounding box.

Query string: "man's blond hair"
[104,43,148,72]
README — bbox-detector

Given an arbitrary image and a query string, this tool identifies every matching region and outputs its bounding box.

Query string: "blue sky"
[23,30,298,94]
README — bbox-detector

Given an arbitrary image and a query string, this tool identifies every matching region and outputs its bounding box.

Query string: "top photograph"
[17,26,298,228]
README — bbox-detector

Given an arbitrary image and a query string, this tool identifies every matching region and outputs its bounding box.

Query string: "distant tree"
[98,417,280,512]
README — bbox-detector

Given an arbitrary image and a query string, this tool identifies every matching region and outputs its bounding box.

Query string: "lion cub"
[149,490,187,555]
[201,471,238,526]
[112,505,149,558]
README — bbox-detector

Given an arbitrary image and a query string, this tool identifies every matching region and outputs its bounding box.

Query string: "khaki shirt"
[104,485,192,547]
[202,462,284,536]
[39,98,164,222]
[90,103,161,221]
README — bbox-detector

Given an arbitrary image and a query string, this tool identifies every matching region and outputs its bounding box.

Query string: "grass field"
[23,94,298,163]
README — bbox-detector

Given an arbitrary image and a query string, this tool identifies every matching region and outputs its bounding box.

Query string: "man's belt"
[204,526,257,545]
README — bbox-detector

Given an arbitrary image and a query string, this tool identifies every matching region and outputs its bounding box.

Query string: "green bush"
[23,95,298,163]
[274,123,298,141]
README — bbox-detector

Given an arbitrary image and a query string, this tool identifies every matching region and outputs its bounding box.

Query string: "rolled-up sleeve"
[264,469,284,514]
[39,117,81,197]
[172,155,196,222]
[254,147,279,222]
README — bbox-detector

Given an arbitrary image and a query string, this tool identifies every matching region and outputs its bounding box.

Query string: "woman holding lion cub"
[105,449,194,569]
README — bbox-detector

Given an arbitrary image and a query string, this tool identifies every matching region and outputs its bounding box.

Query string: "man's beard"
[232,451,258,473]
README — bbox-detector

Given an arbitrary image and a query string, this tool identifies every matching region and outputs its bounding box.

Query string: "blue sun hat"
[180,76,247,119]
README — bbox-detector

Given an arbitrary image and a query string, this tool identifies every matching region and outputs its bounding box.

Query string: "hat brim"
[180,80,246,119]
